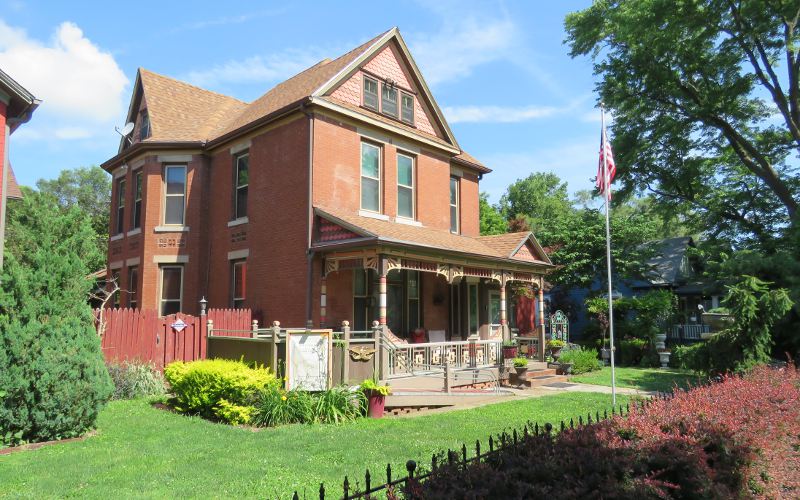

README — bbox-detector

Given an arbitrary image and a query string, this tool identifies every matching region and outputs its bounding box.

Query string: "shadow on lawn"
[615,369,704,392]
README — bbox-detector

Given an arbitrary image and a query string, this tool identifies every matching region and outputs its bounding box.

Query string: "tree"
[0,191,112,445]
[479,193,507,235]
[36,166,110,252]
[566,0,800,246]
[499,172,574,235]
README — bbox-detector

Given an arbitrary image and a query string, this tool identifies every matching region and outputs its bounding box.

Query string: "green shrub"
[0,193,112,446]
[558,348,601,374]
[251,386,314,427]
[164,359,276,418]
[671,343,707,371]
[252,386,365,427]
[512,357,529,368]
[359,379,391,396]
[107,361,165,400]
[213,399,255,426]
[618,338,648,366]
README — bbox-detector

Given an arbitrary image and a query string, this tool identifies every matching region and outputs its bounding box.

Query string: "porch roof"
[313,207,553,269]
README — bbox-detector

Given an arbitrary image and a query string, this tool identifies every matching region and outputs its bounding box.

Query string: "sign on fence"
[286,329,332,391]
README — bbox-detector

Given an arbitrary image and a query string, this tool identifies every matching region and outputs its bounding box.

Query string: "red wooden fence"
[98,308,252,370]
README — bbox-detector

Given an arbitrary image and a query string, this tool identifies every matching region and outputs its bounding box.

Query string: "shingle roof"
[6,164,23,199]
[476,232,530,258]
[315,206,551,267]
[452,151,490,173]
[641,236,694,285]
[138,68,247,143]
[209,31,390,141]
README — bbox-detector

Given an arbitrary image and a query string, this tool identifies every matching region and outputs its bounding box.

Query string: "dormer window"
[363,76,378,111]
[139,111,150,141]
[381,83,398,118]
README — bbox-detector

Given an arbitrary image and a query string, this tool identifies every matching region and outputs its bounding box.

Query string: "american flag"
[596,125,616,199]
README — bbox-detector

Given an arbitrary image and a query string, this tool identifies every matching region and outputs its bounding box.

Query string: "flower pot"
[367,393,386,418]
[658,351,671,369]
[514,367,528,387]
[502,346,518,359]
[550,348,562,361]
[654,333,667,351]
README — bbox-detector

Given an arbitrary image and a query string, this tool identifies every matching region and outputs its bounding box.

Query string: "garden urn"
[655,333,667,351]
[659,351,671,369]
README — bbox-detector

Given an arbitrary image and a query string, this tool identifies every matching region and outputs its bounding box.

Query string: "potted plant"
[360,379,391,418]
[513,357,529,386]
[502,340,518,360]
[547,339,565,360]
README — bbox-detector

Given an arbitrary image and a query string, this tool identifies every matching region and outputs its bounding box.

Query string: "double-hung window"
[231,260,246,308]
[401,93,414,124]
[360,142,381,212]
[159,265,183,316]
[164,165,186,225]
[397,153,415,219]
[115,179,126,234]
[139,111,150,141]
[363,76,378,111]
[111,270,121,308]
[450,176,460,234]
[381,83,398,118]
[131,171,142,230]
[234,153,249,220]
[128,266,138,309]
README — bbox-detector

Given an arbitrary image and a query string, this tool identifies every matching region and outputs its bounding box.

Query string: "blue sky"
[0,0,602,203]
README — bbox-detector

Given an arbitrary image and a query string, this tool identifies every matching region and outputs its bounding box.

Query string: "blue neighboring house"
[549,237,722,342]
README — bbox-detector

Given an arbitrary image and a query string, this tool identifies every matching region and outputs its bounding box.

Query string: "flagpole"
[601,103,617,407]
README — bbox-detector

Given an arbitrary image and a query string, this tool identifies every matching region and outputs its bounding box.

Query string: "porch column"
[320,276,327,328]
[378,274,387,326]
[499,282,508,341]
[538,287,546,361]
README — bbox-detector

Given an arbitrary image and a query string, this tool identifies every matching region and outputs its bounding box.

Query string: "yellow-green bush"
[213,399,255,426]
[164,359,276,419]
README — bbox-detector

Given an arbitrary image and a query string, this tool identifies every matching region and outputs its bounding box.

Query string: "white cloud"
[444,104,563,124]
[408,17,518,87]
[184,48,330,88]
[54,126,92,139]
[0,20,128,122]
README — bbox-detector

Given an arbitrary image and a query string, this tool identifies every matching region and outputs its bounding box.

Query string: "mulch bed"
[0,430,98,456]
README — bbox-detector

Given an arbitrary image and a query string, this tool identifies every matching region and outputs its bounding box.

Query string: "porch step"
[508,372,570,389]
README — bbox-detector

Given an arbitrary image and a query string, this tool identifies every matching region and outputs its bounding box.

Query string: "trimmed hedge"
[164,359,276,422]
[401,365,800,498]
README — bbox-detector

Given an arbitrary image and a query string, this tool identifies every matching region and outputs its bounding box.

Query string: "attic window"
[381,83,398,118]
[363,76,378,111]
[401,92,414,124]
[139,111,150,141]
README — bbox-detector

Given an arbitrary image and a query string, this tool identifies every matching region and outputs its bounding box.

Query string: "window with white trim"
[381,83,398,118]
[401,92,414,124]
[231,260,246,308]
[115,178,126,235]
[139,111,150,141]
[450,176,460,234]
[159,265,183,316]
[111,270,121,308]
[132,170,142,230]
[164,165,186,225]
[360,142,381,212]
[397,153,415,219]
[234,153,248,219]
[363,76,378,111]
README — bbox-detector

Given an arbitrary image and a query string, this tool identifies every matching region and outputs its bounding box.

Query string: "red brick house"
[0,68,38,270]
[102,28,552,342]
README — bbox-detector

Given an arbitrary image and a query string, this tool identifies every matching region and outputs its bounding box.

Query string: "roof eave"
[452,156,492,174]
[101,140,205,172]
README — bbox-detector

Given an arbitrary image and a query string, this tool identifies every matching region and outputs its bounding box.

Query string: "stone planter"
[558,362,574,375]
[655,333,667,351]
[514,366,528,387]
[658,351,672,369]
[550,348,563,361]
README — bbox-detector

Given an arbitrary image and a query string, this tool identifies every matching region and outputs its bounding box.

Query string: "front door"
[387,283,404,336]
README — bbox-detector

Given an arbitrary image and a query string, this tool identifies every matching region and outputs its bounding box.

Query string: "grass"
[571,366,703,392]
[0,392,629,498]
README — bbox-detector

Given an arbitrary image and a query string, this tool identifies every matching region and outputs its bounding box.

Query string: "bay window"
[164,165,186,225]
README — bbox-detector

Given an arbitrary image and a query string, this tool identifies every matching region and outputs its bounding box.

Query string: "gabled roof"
[6,164,23,199]
[639,236,695,286]
[314,206,552,268]
[476,232,552,265]
[109,28,487,171]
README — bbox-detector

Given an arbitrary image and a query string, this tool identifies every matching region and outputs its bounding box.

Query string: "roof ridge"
[138,67,247,104]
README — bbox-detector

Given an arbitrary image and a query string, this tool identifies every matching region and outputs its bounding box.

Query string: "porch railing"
[668,323,711,341]
[386,339,502,378]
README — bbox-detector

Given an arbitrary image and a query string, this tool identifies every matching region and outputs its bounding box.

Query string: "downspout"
[201,141,212,305]
[303,102,315,328]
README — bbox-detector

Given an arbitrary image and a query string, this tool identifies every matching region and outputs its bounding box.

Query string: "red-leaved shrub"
[399,365,800,499]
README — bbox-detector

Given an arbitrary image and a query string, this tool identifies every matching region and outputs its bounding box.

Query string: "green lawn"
[0,393,627,499]
[571,366,703,392]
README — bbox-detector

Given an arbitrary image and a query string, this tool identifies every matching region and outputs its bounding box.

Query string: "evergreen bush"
[0,193,112,446]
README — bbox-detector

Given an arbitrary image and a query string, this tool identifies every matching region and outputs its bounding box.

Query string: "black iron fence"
[289,398,682,499]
